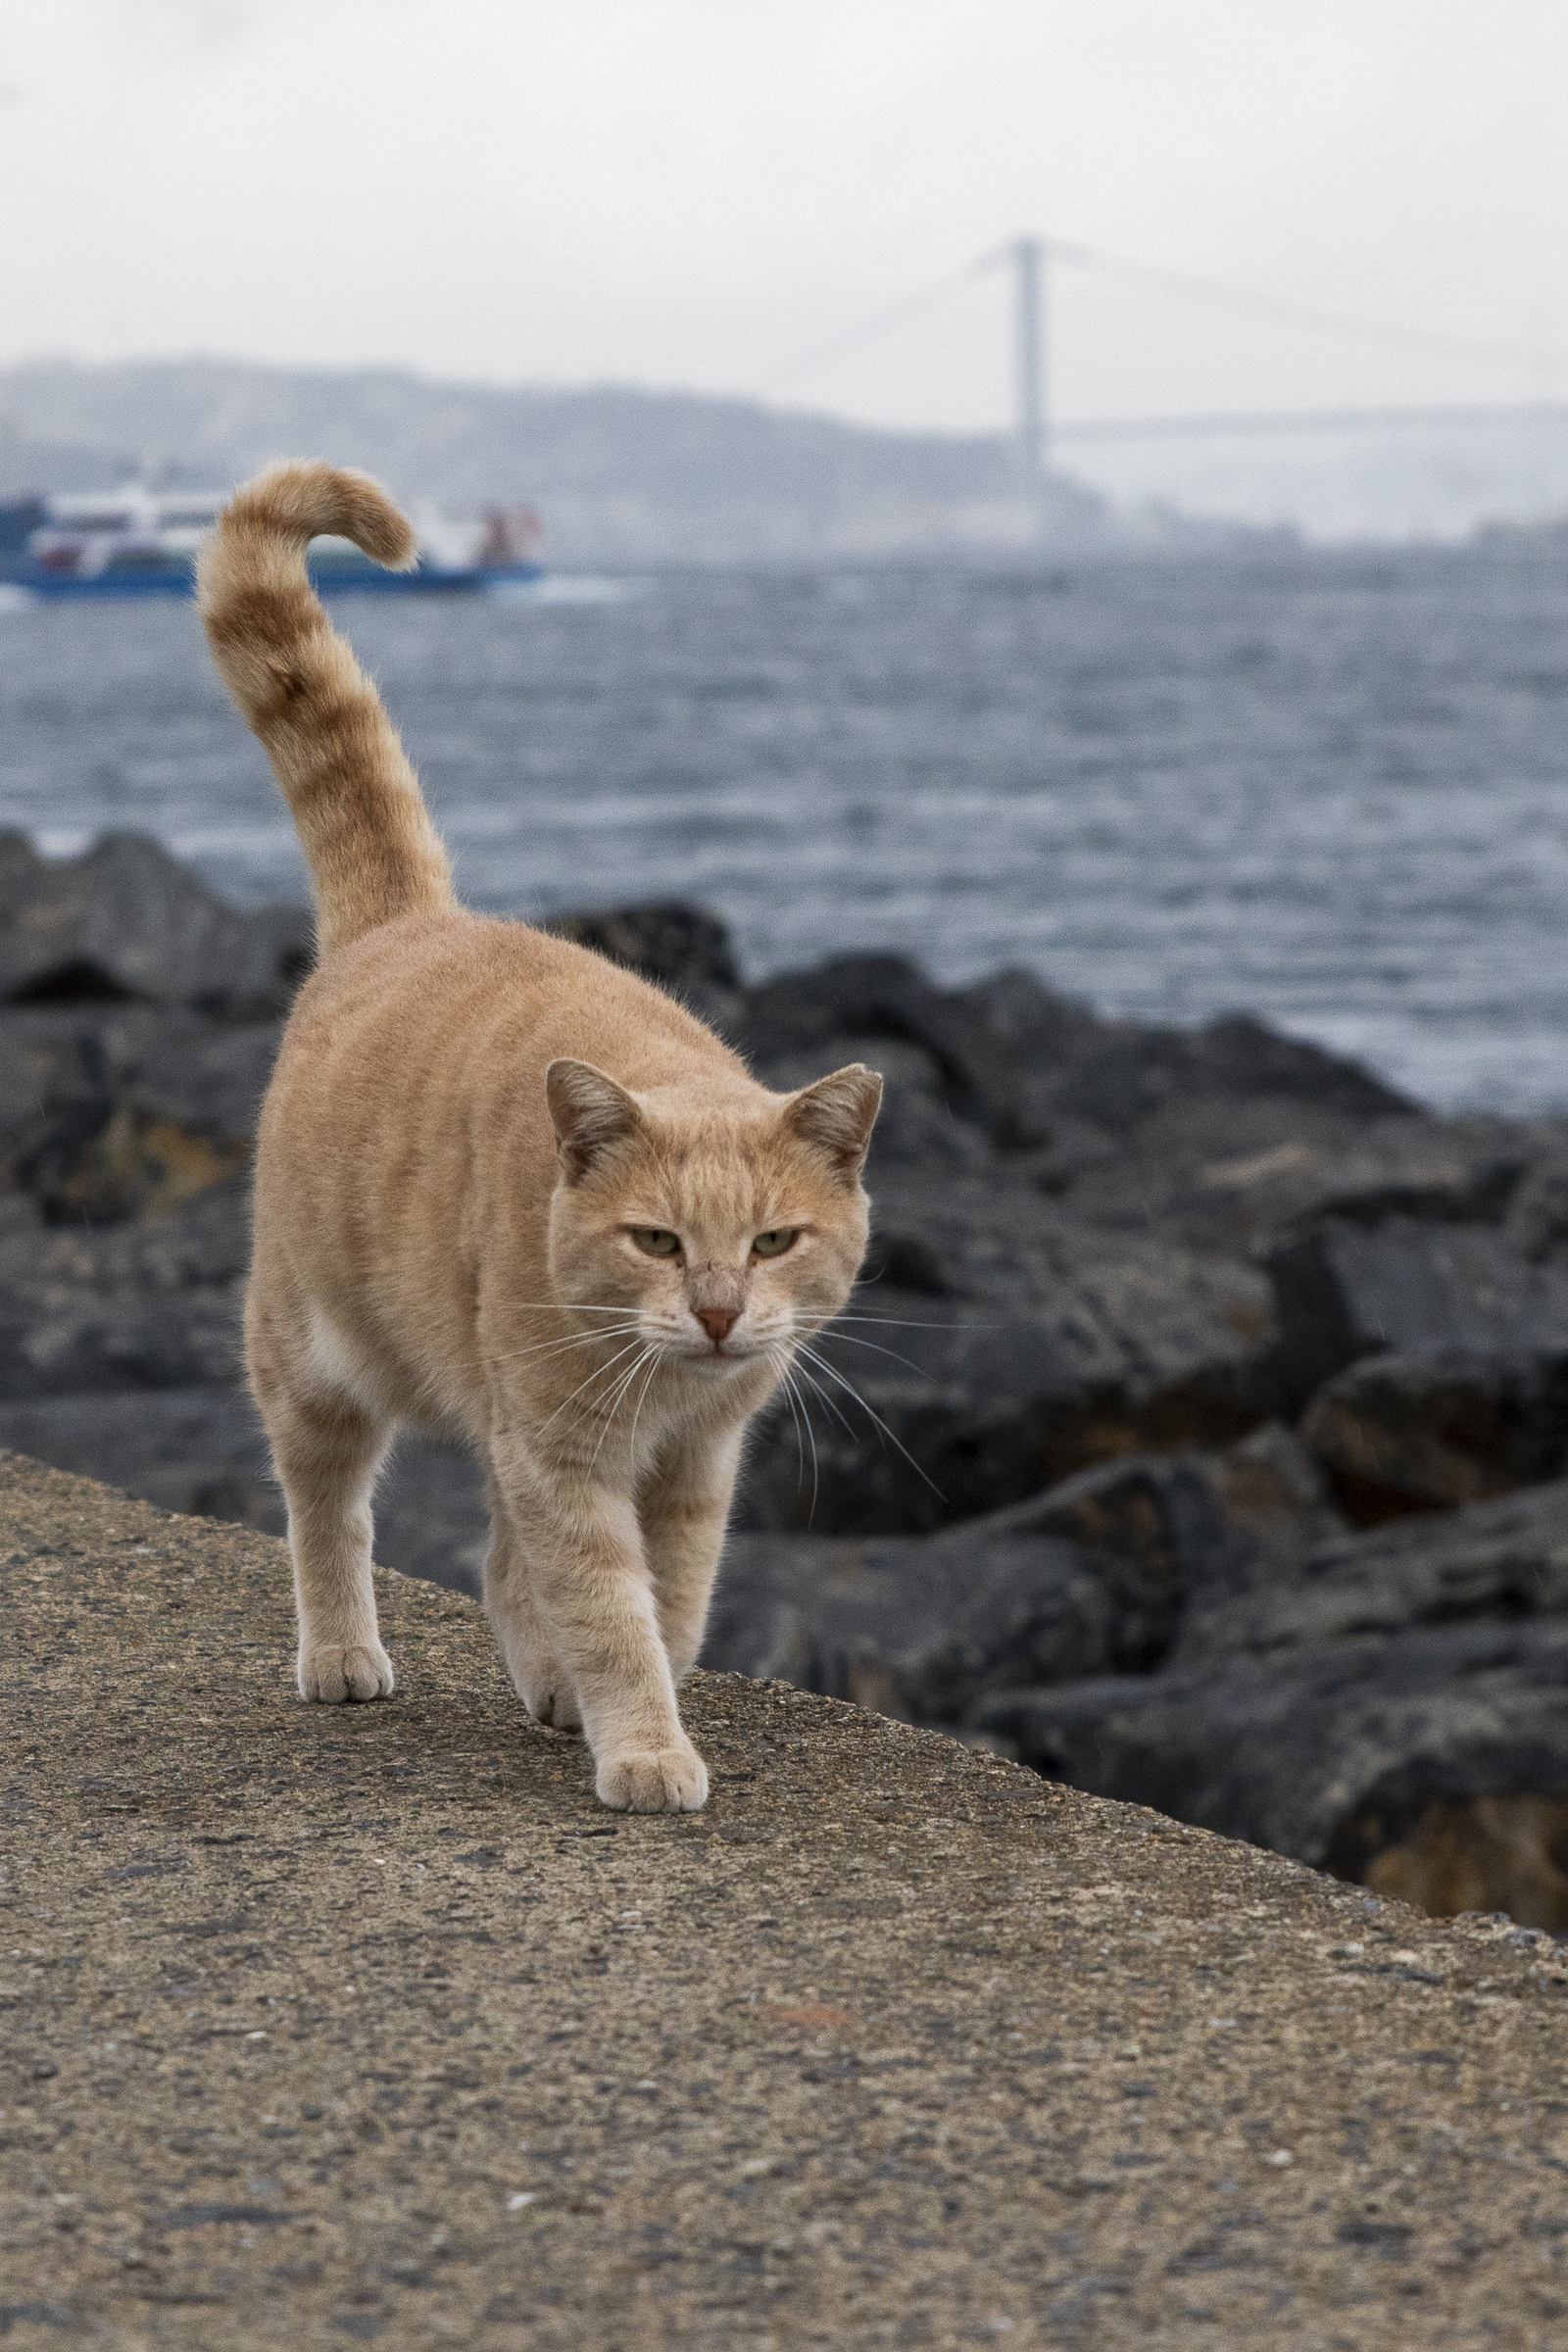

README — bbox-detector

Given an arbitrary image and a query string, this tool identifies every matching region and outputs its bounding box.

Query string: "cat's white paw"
[298,1642,395,1703]
[595,1743,709,1814]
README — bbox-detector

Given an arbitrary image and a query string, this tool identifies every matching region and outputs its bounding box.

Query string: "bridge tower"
[1014,235,1050,532]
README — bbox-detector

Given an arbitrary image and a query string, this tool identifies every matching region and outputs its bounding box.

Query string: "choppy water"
[5,549,1568,1114]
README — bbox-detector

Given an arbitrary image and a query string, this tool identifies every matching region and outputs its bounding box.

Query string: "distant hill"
[0,355,1161,564]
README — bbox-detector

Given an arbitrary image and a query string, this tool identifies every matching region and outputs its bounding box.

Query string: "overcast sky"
[3,0,1567,441]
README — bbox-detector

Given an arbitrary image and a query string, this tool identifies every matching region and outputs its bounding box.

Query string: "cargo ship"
[0,486,544,599]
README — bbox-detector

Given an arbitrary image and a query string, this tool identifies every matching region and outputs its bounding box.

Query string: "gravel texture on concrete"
[5,1451,1568,2349]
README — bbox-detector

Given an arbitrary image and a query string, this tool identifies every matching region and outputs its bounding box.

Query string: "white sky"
[3,0,1567,442]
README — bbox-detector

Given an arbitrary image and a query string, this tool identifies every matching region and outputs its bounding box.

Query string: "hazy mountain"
[0,355,1164,564]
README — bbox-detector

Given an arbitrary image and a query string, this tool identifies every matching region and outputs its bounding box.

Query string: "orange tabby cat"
[198,462,880,1812]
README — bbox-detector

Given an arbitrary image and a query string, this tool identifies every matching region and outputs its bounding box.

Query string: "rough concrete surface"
[5,1453,1568,2349]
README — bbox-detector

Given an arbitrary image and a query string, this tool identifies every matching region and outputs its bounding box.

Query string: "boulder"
[0,1007,279,1224]
[1300,1348,1568,1521]
[1008,1420,1347,1609]
[753,1038,995,1180]
[956,966,1417,1141]
[1171,1477,1568,1663]
[0,831,311,1015]
[1267,1215,1568,1401]
[719,1411,1345,1731]
[15,1097,250,1225]
[971,1615,1568,1922]
[715,1424,1345,1719]
[740,955,1025,1137]
[1049,1099,1530,1254]
[741,1174,1283,1533]
[371,1428,490,1595]
[0,1172,249,1396]
[1501,1143,1568,1267]
[0,1387,488,1597]
[704,1521,1159,1725]
[0,1388,276,1529]
[543,900,741,993]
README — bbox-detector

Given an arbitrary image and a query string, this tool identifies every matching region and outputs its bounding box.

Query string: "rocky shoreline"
[8,830,1568,1923]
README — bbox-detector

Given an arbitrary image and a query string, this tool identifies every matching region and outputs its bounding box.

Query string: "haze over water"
[6,546,1568,1116]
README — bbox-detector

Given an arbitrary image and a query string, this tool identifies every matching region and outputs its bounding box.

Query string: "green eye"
[752,1228,798,1258]
[632,1228,681,1258]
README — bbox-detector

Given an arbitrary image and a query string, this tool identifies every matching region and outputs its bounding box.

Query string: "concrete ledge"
[4,1449,1568,2348]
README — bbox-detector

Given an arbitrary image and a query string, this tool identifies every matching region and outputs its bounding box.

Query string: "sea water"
[5,546,1568,1114]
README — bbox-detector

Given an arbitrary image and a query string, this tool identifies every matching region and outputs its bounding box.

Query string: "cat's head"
[543,1057,882,1367]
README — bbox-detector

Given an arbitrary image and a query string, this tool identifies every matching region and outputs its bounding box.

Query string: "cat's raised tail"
[198,461,455,957]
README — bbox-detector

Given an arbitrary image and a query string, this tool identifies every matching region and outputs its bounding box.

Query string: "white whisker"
[483,1323,645,1368]
[625,1348,665,1458]
[587,1347,657,1470]
[784,1363,820,1521]
[533,1340,647,1439]
[793,1343,947,1500]
[787,1356,859,1443]
[502,1300,654,1313]
[776,1359,808,1497]
[826,1313,1000,1329]
[808,1328,930,1377]
[765,1344,819,1520]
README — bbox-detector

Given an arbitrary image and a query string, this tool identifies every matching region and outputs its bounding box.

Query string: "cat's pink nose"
[696,1306,739,1347]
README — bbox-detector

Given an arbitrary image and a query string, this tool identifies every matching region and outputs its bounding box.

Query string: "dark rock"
[753,1038,994,1179]
[740,1183,1282,1533]
[956,967,1417,1142]
[16,1097,251,1226]
[1052,1101,1529,1254]
[741,955,1024,1137]
[0,1389,276,1528]
[1006,1422,1347,1616]
[704,1521,1160,1725]
[718,1424,1344,1718]
[0,832,311,1015]
[0,1007,278,1224]
[0,1173,249,1396]
[543,901,741,993]
[1301,1348,1568,1522]
[372,1431,488,1596]
[1172,1477,1568,1663]
[0,1278,243,1398]
[0,1388,487,1597]
[1267,1216,1568,1401]
[0,1005,281,1147]
[1501,1146,1568,1267]
[1181,1014,1423,1119]
[970,1615,1568,1915]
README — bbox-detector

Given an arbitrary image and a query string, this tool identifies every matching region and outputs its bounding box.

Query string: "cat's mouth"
[684,1334,761,1365]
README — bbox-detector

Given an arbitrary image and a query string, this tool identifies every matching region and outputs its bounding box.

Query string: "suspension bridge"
[763,237,1568,521]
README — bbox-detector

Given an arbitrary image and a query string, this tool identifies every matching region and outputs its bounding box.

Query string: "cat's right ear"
[545,1058,644,1184]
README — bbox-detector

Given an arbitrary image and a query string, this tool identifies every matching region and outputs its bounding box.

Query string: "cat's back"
[263,904,754,1167]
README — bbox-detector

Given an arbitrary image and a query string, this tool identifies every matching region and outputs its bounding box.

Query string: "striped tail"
[197,461,455,957]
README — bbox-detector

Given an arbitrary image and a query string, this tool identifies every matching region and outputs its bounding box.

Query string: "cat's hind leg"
[254,1341,394,1702]
[482,1473,582,1733]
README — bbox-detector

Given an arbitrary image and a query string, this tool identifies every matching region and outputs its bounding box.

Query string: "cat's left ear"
[784,1062,883,1183]
[546,1058,644,1184]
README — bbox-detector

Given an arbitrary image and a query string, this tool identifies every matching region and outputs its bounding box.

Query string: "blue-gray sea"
[5,547,1568,1115]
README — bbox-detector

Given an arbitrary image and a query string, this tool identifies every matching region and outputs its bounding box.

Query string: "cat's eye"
[632,1228,682,1258]
[751,1228,798,1258]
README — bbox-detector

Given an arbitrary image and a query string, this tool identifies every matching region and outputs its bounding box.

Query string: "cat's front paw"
[298,1642,395,1703]
[595,1743,709,1814]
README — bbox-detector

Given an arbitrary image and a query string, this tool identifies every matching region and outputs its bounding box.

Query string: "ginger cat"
[198,463,880,1812]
